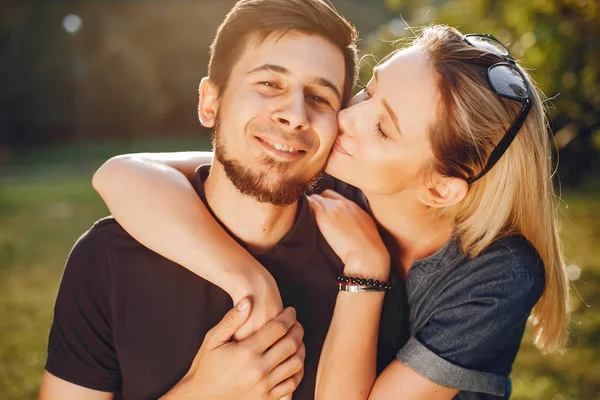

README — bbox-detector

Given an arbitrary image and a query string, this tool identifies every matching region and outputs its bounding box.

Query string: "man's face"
[205,30,346,205]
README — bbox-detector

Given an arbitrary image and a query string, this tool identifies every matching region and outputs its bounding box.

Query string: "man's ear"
[418,173,469,208]
[198,77,220,128]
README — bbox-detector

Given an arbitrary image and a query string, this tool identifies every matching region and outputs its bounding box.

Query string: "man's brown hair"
[208,0,358,106]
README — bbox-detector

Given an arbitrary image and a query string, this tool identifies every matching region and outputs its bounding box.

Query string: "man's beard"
[211,116,321,206]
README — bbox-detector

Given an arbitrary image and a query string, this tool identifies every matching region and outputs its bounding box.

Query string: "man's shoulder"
[81,216,144,249]
[311,173,367,209]
[72,216,160,268]
[88,215,131,238]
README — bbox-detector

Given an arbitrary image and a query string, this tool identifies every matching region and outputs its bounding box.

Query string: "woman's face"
[325,47,439,196]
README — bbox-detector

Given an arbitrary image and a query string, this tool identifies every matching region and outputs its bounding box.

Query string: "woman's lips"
[333,139,350,156]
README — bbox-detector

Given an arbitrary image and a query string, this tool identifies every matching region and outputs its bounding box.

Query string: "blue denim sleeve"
[397,270,544,396]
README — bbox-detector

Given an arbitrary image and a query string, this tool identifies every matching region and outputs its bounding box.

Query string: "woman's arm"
[310,191,458,400]
[92,152,283,340]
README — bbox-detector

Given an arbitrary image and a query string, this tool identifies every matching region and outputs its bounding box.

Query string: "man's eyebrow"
[247,64,290,75]
[311,77,342,103]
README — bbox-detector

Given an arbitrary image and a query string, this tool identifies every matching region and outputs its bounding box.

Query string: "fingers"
[244,307,297,354]
[266,341,305,389]
[262,322,304,372]
[269,369,304,400]
[319,189,348,201]
[203,298,252,348]
[307,195,324,214]
[308,194,335,213]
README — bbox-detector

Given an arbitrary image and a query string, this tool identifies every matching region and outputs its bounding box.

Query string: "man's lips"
[255,136,307,160]
[254,135,309,153]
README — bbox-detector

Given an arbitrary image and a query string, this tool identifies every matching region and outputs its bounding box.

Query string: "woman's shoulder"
[399,235,546,391]
[413,234,546,311]
[476,234,545,281]
[414,234,544,284]
[439,234,546,313]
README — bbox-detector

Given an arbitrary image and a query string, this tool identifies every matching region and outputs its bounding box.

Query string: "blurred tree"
[365,0,600,185]
[0,0,393,157]
[1,0,598,186]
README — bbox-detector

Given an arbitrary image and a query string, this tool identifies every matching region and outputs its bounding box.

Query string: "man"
[40,1,406,399]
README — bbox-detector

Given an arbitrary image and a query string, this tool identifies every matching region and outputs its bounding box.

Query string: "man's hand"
[162,298,305,400]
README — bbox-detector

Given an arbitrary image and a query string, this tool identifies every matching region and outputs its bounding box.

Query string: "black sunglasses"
[463,34,532,184]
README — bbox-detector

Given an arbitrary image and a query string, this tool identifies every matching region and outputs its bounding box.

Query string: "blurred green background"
[0,0,598,399]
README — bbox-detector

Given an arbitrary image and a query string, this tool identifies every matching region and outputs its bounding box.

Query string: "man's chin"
[234,180,305,206]
[221,158,311,206]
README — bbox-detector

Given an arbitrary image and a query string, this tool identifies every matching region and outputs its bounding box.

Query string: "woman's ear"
[418,173,469,208]
[198,77,220,128]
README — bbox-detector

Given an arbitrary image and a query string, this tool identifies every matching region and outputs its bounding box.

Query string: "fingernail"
[236,298,249,311]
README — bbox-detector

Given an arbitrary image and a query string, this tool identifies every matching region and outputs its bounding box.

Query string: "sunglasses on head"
[463,34,532,184]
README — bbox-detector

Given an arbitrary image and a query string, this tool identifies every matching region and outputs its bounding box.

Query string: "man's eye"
[307,93,332,107]
[308,95,329,105]
[258,81,280,89]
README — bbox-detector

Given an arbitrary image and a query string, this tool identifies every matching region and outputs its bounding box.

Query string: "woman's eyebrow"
[375,68,403,136]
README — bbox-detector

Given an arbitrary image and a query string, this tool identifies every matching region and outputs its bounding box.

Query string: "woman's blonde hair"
[414,25,569,353]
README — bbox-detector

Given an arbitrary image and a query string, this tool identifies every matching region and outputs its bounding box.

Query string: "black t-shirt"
[45,168,409,399]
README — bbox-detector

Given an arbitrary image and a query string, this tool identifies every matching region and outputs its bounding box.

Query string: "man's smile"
[254,136,308,161]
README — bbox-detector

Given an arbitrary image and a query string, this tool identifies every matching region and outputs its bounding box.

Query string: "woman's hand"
[307,190,390,280]
[231,270,284,341]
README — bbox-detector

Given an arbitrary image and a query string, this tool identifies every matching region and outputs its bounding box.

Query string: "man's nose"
[272,92,309,132]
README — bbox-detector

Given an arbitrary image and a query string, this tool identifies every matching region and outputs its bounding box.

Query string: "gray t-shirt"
[316,174,545,399]
[397,235,544,399]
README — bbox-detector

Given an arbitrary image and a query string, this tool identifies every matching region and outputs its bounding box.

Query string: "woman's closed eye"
[375,122,388,140]
[363,88,390,140]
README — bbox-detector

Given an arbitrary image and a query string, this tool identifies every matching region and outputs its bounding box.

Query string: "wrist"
[343,256,390,282]
[224,267,278,305]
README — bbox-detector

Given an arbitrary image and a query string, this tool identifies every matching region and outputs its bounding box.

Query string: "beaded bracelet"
[337,275,396,292]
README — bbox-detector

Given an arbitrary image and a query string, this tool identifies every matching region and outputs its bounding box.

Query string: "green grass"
[0,176,109,399]
[1,135,211,180]
[0,162,598,399]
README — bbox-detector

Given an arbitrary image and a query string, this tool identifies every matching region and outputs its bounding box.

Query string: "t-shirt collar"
[191,165,318,269]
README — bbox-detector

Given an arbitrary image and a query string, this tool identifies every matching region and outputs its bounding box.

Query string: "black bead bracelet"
[337,274,396,292]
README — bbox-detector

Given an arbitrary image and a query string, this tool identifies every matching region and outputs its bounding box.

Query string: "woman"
[93,25,568,398]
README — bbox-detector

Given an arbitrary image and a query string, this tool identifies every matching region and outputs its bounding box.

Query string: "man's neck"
[204,160,299,254]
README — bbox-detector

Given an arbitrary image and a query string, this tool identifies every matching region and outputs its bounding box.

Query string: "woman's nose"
[337,107,353,138]
[337,92,368,137]
[347,89,367,107]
